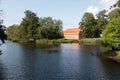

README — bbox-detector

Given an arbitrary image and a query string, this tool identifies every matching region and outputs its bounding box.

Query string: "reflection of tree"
[99,57,120,80]
[0,61,7,80]
[21,43,61,54]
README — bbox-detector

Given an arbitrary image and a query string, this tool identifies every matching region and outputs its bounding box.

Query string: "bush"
[102,17,120,50]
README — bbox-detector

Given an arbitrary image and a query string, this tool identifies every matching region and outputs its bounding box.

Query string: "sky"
[0,0,118,30]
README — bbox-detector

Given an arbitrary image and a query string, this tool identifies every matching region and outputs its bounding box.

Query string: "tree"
[102,17,120,50]
[109,0,120,9]
[96,10,107,19]
[79,12,97,38]
[38,17,63,39]
[20,10,39,43]
[6,24,19,41]
[108,8,120,20]
[113,0,120,8]
[96,10,108,34]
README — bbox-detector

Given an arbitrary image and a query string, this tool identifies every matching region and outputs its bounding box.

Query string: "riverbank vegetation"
[12,39,80,44]
[6,10,63,43]
[36,39,80,44]
[101,0,120,57]
[79,0,120,39]
[79,0,120,57]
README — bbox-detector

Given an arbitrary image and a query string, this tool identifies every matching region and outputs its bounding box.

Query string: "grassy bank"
[10,38,80,44]
[10,38,102,44]
[36,39,80,44]
[79,38,101,45]
[29,38,101,44]
[11,38,119,57]
[106,51,120,56]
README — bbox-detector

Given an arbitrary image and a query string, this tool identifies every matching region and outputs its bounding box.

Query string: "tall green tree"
[108,8,120,20]
[79,12,97,38]
[96,10,108,34]
[20,10,39,43]
[102,17,120,50]
[38,17,63,39]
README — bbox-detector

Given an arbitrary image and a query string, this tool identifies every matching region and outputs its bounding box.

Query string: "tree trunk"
[33,38,36,44]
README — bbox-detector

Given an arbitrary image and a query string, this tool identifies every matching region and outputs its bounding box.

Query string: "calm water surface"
[0,41,120,80]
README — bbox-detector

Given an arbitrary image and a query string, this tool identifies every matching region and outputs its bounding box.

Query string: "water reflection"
[0,60,7,80]
[0,41,120,79]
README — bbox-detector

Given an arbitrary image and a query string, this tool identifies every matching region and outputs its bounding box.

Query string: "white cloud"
[100,0,118,9]
[86,5,98,15]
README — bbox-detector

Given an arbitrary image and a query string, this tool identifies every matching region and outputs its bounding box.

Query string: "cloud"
[100,0,118,8]
[86,5,98,15]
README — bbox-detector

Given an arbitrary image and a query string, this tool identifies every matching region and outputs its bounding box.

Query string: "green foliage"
[96,10,108,34]
[113,0,120,8]
[6,24,21,42]
[20,10,39,43]
[102,17,120,50]
[80,12,95,28]
[38,17,63,39]
[96,10,107,19]
[79,12,99,38]
[6,10,63,43]
[36,39,80,44]
[79,10,108,38]
[108,8,120,20]
[115,51,120,56]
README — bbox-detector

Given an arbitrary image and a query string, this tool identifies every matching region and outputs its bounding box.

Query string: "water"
[0,41,120,80]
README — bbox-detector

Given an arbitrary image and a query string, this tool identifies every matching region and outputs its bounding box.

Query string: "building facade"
[63,28,82,39]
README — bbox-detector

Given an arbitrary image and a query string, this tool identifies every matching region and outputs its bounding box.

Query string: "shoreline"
[107,56,120,63]
[10,38,120,63]
[99,53,120,63]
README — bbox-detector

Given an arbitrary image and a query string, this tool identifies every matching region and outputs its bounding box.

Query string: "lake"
[0,41,120,80]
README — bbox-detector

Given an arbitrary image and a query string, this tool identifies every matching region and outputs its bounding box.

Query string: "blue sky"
[0,0,118,30]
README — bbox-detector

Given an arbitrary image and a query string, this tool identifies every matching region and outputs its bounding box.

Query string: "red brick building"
[63,28,83,39]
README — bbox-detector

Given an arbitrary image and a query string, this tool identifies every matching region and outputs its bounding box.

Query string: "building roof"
[64,28,82,33]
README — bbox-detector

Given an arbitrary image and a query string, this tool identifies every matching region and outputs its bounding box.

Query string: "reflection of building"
[63,28,83,39]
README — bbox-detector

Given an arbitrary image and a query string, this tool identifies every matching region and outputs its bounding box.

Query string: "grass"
[103,50,116,56]
[79,38,101,45]
[115,51,120,56]
[36,39,80,44]
[10,38,102,44]
[101,50,120,57]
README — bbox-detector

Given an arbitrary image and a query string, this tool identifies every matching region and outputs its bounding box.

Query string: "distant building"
[63,28,83,39]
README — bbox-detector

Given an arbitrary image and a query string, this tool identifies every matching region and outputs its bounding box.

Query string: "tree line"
[79,0,120,50]
[6,10,63,43]
[102,0,120,50]
[79,10,108,38]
